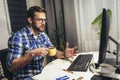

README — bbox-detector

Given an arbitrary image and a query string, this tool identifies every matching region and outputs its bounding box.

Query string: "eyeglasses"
[34,18,47,23]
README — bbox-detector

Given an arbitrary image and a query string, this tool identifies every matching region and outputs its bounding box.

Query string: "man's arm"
[9,50,34,72]
[55,50,64,59]
[9,48,49,72]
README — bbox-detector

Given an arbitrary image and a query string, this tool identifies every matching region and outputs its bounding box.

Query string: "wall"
[26,0,42,9]
[0,0,11,49]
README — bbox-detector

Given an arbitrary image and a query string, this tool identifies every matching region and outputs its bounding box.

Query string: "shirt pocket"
[23,43,34,52]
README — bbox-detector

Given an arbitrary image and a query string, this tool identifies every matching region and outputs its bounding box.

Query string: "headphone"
[89,63,115,74]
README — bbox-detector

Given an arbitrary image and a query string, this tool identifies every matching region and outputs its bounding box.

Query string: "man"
[6,6,76,80]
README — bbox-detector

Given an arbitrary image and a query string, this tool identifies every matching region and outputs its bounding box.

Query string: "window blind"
[7,0,27,33]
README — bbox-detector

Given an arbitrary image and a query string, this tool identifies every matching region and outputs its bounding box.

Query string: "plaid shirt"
[7,26,53,80]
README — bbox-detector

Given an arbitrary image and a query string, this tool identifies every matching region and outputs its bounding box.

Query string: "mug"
[48,46,56,56]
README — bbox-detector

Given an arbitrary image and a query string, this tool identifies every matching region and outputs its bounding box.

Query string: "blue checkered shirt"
[6,26,53,80]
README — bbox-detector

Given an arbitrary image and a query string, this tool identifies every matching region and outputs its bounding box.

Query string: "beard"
[32,24,45,32]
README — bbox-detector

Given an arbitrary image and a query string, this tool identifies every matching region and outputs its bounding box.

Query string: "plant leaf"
[92,9,112,26]
[92,13,102,25]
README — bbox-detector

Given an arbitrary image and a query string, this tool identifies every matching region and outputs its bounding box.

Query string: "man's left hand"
[65,42,77,58]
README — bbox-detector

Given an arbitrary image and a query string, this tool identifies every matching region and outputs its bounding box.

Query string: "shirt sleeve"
[41,32,53,48]
[6,34,23,68]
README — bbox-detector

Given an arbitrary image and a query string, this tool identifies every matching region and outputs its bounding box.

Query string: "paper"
[32,59,80,80]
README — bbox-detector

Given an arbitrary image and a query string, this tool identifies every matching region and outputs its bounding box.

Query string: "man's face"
[32,12,46,32]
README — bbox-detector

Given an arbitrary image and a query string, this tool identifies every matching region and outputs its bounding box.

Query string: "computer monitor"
[98,8,120,66]
[98,8,110,64]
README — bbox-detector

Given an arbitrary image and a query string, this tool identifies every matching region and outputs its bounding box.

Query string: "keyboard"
[91,75,119,80]
[67,54,93,71]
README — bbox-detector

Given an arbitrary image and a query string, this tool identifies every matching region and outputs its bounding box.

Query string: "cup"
[48,46,56,56]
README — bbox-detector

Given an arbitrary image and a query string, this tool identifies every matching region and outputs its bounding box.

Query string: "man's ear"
[27,17,32,24]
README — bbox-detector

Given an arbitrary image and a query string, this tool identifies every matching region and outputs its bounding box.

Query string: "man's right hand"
[30,48,49,57]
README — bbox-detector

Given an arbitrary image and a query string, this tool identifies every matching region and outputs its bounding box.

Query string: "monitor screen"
[98,8,110,64]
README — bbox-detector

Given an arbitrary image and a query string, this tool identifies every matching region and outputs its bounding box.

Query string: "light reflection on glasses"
[34,18,47,23]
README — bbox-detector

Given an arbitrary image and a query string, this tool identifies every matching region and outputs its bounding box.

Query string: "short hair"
[27,6,46,19]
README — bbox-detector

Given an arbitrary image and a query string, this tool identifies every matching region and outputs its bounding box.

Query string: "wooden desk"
[32,52,120,80]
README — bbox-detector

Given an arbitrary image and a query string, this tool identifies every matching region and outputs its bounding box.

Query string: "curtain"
[45,0,66,50]
[74,0,120,52]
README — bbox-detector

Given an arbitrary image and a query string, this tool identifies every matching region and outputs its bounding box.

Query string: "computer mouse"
[115,67,120,74]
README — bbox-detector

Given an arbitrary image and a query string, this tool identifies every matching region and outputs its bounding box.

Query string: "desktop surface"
[32,52,120,80]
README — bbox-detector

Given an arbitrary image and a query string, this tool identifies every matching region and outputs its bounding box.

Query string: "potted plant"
[92,9,112,35]
[50,27,65,51]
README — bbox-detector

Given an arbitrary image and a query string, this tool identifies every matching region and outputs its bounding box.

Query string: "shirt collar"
[25,26,33,36]
[25,26,44,37]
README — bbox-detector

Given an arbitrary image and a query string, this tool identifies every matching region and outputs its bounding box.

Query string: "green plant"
[50,27,65,51]
[92,9,112,35]
[54,27,65,51]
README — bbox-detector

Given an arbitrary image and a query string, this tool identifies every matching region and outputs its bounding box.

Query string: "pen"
[62,69,73,74]
[77,76,83,80]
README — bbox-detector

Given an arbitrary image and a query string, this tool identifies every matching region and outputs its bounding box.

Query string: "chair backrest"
[0,48,13,80]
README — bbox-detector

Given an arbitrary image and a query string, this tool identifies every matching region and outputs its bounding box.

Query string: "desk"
[32,52,120,80]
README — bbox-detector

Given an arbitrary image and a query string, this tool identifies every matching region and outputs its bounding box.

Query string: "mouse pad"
[91,75,119,80]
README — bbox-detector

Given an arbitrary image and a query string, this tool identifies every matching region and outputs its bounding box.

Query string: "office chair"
[0,48,13,80]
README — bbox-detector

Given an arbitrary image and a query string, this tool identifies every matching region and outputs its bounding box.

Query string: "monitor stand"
[104,58,116,67]
[104,53,120,67]
[108,36,120,67]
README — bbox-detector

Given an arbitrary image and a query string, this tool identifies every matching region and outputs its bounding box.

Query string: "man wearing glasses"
[6,6,77,80]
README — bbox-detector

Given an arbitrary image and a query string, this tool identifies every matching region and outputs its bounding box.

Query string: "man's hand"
[31,48,49,57]
[65,42,77,58]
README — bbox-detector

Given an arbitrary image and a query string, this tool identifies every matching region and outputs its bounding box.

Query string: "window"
[7,0,27,33]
